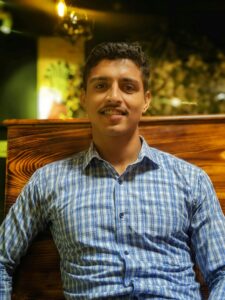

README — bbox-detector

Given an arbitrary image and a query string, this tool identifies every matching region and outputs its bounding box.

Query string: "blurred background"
[1,0,225,120]
[0,0,225,219]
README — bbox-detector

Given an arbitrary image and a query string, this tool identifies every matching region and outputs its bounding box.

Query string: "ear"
[142,90,151,113]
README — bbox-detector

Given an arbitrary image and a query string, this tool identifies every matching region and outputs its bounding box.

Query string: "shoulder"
[148,145,206,182]
[149,146,198,169]
[31,150,87,181]
[148,146,215,200]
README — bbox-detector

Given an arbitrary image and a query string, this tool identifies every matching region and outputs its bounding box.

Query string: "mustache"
[98,103,128,115]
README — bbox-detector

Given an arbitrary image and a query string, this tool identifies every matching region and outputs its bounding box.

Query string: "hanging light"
[56,0,67,18]
[55,0,93,43]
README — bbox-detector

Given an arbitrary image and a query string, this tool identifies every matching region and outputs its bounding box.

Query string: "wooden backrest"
[3,115,225,300]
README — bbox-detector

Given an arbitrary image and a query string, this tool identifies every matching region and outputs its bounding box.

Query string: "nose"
[105,82,122,102]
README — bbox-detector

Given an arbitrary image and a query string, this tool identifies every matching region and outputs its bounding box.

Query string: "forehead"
[87,59,142,82]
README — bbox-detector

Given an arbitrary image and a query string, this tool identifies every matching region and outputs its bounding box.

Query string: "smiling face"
[81,58,151,140]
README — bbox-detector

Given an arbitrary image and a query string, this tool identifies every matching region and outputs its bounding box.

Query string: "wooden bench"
[3,115,225,299]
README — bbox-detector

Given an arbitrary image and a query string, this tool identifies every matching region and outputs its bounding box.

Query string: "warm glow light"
[57,0,67,18]
[38,87,62,119]
[0,10,12,34]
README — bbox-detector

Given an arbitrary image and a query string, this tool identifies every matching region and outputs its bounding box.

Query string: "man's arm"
[0,170,48,298]
[190,170,225,299]
[0,263,12,299]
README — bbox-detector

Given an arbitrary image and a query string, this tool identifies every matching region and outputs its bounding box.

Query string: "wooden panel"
[5,120,92,300]
[5,125,92,212]
[139,118,225,213]
[3,115,225,300]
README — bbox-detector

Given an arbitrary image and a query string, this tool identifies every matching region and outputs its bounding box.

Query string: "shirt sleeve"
[190,170,225,299]
[0,169,48,298]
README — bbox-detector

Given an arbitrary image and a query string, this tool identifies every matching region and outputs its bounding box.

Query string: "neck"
[92,130,142,175]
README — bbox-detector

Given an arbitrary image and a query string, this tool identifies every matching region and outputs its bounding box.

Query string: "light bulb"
[57,0,67,18]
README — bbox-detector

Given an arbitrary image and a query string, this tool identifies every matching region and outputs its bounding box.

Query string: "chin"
[92,121,139,138]
[103,126,138,138]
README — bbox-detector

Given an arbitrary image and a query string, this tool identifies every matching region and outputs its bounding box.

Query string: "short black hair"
[83,42,150,91]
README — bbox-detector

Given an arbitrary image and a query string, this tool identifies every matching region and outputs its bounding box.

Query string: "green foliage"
[44,60,85,118]
[148,52,225,115]
[140,31,225,116]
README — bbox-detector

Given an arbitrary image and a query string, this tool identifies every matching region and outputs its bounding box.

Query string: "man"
[0,42,225,299]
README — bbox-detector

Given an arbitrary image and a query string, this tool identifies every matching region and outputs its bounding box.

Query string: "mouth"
[99,107,128,116]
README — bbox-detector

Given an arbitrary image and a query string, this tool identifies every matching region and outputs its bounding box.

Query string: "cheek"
[85,102,100,121]
[86,105,96,117]
[85,93,103,109]
[130,101,146,114]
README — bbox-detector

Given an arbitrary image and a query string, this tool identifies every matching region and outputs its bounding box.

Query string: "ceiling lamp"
[55,0,92,43]
[56,0,67,18]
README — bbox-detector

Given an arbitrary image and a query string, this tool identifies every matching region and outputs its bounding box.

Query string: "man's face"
[81,59,151,139]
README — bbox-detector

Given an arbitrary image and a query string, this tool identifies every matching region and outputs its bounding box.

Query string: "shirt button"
[119,212,124,218]
[124,250,129,255]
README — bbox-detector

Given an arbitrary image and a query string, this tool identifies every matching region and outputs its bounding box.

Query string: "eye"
[123,83,136,93]
[94,82,107,90]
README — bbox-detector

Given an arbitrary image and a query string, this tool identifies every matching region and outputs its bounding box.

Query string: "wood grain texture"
[3,115,225,300]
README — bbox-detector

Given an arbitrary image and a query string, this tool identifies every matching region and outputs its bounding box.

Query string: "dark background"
[1,0,225,120]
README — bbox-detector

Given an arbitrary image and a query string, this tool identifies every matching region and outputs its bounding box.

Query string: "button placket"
[118,178,123,185]
[114,176,134,288]
[119,212,125,219]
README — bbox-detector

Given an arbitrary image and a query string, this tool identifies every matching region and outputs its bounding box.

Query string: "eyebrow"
[89,76,140,85]
[121,78,140,85]
[89,76,109,84]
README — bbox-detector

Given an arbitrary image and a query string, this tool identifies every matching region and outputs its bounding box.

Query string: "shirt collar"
[83,142,103,170]
[83,136,160,170]
[137,136,161,168]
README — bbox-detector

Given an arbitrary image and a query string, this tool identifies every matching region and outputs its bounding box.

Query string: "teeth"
[102,109,124,115]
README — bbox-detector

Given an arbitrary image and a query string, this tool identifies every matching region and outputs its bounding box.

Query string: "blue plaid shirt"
[1,138,225,299]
